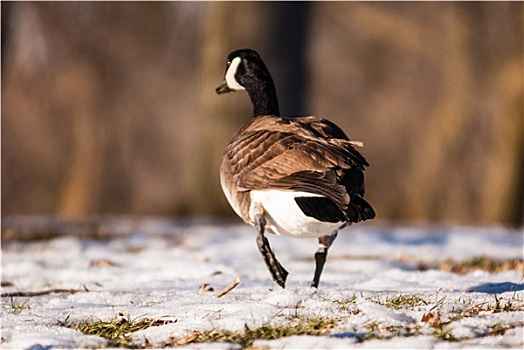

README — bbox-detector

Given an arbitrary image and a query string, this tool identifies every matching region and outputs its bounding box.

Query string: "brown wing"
[222,116,369,210]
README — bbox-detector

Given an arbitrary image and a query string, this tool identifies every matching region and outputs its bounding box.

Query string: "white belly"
[249,190,345,238]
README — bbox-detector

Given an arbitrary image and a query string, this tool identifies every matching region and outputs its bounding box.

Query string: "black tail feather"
[347,196,375,222]
[295,196,347,223]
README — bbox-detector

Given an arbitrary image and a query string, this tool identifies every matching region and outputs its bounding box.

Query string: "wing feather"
[221,115,370,217]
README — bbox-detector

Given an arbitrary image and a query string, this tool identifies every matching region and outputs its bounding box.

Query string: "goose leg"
[311,232,338,288]
[254,214,288,288]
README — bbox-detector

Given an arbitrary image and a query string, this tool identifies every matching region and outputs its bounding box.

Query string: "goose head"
[216,48,280,117]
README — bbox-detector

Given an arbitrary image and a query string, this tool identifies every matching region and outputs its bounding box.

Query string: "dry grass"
[65,312,176,348]
[394,256,524,275]
[436,257,524,275]
[169,316,338,348]
[66,313,337,349]
[3,298,31,315]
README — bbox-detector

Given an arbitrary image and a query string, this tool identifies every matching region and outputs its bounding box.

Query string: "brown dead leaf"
[421,312,439,325]
[198,283,214,292]
[175,331,201,346]
[89,259,118,268]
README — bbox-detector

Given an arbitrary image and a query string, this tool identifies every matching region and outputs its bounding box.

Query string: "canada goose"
[216,48,375,288]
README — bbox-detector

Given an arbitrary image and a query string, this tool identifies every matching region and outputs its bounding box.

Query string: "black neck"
[246,80,280,117]
[236,53,281,117]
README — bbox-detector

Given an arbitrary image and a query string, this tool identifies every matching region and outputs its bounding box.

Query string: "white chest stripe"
[225,57,246,91]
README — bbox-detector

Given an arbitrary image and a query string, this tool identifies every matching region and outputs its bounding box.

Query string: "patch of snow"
[1,218,523,349]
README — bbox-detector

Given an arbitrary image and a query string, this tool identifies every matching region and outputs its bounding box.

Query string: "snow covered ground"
[1,217,523,349]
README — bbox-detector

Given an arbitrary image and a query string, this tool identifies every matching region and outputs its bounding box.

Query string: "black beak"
[216,80,233,94]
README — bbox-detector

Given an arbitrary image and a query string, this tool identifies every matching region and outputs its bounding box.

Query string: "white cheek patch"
[225,56,245,91]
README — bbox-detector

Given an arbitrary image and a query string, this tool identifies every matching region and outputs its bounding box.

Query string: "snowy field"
[1,216,523,349]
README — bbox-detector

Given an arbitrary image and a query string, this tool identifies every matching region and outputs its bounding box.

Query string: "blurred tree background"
[2,1,523,226]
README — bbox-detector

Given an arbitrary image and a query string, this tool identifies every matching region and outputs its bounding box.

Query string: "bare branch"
[1,288,88,298]
[214,277,240,298]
